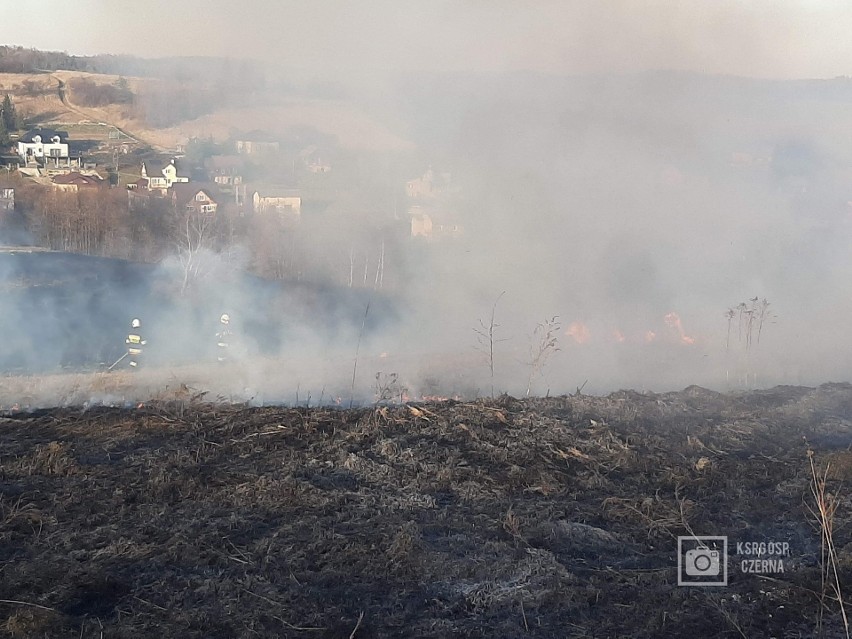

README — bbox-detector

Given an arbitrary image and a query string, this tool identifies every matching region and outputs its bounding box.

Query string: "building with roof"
[250,185,301,216]
[408,205,463,239]
[51,172,106,192]
[235,131,280,156]
[140,158,189,191]
[17,129,71,166]
[204,155,244,187]
[169,183,219,215]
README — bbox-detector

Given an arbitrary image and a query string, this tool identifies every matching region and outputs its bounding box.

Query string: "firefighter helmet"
[220,314,230,324]
[131,318,141,329]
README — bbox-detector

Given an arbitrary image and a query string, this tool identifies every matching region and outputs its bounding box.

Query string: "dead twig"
[349,611,365,638]
[0,598,56,612]
[242,589,326,631]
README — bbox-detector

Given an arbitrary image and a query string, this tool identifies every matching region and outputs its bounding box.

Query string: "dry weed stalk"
[374,372,407,404]
[526,316,561,397]
[503,506,523,541]
[725,297,774,387]
[806,448,849,638]
[473,291,507,398]
[706,593,748,639]
[349,301,371,409]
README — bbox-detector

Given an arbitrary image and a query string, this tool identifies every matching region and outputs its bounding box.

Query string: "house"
[406,167,454,199]
[204,155,244,187]
[169,183,219,215]
[251,186,301,216]
[406,168,434,199]
[235,132,280,156]
[140,158,189,191]
[409,205,463,239]
[17,129,71,166]
[51,172,106,192]
[0,187,14,211]
[306,157,332,173]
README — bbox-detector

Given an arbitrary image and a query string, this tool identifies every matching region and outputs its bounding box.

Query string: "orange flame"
[612,329,626,343]
[644,330,657,343]
[566,322,591,344]
[664,312,695,345]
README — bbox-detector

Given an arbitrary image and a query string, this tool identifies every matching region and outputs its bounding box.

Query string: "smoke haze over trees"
[3,6,852,395]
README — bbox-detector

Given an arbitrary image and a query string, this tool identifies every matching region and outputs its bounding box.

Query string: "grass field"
[0,384,849,637]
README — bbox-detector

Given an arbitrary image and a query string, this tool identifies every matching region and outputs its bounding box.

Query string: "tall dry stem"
[473,291,506,398]
[806,448,849,638]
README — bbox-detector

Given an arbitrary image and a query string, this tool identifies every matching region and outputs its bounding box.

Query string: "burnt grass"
[0,385,851,638]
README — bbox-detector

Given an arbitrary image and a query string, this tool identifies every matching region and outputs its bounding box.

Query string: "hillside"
[0,69,411,152]
[0,385,850,637]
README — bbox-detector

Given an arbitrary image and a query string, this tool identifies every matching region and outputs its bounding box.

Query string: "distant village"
[0,80,473,294]
[0,118,465,247]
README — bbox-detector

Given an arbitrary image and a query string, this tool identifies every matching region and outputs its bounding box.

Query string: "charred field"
[0,384,850,638]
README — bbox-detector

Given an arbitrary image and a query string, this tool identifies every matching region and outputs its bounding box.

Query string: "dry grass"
[808,448,850,638]
[0,69,412,153]
[0,384,849,637]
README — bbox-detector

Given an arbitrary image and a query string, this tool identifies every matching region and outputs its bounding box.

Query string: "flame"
[664,312,695,345]
[644,330,657,343]
[566,321,591,344]
[421,394,458,402]
[612,329,626,343]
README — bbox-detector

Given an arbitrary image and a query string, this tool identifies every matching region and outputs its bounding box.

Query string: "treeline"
[68,77,134,108]
[130,82,220,127]
[0,46,259,81]
[68,77,226,128]
[0,181,402,292]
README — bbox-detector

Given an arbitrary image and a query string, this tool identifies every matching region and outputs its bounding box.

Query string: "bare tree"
[174,209,215,295]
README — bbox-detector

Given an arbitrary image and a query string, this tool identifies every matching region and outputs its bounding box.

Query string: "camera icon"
[678,536,727,586]
[684,548,720,576]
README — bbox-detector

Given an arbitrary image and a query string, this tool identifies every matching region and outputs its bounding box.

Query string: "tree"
[174,208,216,294]
[1,94,18,133]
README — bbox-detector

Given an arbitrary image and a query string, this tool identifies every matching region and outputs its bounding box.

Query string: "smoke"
[10,2,852,79]
[365,70,852,395]
[4,6,852,405]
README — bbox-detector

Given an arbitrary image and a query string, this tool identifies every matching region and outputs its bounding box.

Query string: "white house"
[251,186,301,216]
[408,205,463,239]
[17,129,70,166]
[140,159,189,191]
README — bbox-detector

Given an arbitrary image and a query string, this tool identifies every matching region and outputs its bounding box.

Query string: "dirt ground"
[0,384,850,638]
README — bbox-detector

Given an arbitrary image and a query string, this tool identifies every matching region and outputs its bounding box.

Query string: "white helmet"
[131,318,141,328]
[220,313,230,324]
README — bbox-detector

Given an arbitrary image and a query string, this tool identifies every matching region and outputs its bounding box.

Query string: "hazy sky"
[2,0,852,79]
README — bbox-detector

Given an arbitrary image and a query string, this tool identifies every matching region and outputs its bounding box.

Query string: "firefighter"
[216,313,231,363]
[125,318,147,369]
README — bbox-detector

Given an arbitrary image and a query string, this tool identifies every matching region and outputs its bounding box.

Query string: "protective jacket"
[125,331,147,368]
[216,327,231,362]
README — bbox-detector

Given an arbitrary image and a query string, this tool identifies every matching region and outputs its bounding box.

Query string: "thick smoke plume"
[4,6,852,405]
